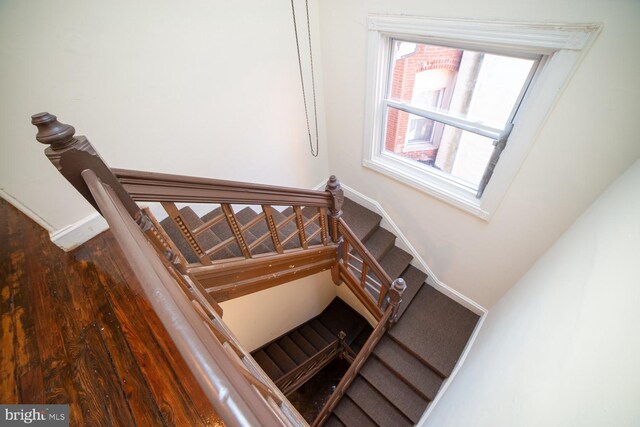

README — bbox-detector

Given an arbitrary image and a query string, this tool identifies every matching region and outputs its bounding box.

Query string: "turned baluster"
[31,112,140,219]
[388,278,407,324]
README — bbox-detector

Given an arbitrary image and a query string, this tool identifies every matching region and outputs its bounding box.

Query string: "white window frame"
[362,16,601,220]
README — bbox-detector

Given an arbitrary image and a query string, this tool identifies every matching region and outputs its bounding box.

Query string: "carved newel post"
[325,175,344,285]
[388,278,407,324]
[324,175,344,243]
[31,112,139,219]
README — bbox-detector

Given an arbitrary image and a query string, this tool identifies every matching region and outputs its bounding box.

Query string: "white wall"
[0,0,328,233]
[423,159,640,426]
[219,272,336,352]
[317,0,640,307]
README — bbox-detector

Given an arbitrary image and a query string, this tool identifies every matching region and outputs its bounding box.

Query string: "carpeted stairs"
[159,198,480,426]
[250,297,372,384]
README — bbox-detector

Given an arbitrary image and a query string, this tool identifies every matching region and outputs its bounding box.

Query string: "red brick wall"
[385,44,462,156]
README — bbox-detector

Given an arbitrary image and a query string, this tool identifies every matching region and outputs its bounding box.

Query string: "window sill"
[363,155,491,220]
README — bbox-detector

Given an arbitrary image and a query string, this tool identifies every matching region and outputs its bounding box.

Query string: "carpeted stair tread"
[379,246,413,280]
[289,330,318,357]
[300,206,324,246]
[324,414,346,427]
[395,265,427,320]
[318,298,367,345]
[341,198,381,242]
[200,207,243,258]
[233,206,274,253]
[389,285,479,378]
[270,208,301,250]
[278,336,309,365]
[363,227,396,261]
[346,376,413,427]
[310,319,337,345]
[160,207,229,262]
[374,336,443,401]
[360,357,428,423]
[300,324,330,351]
[252,349,284,380]
[265,342,297,374]
[334,396,377,427]
[281,206,322,248]
[232,207,273,255]
[349,325,373,354]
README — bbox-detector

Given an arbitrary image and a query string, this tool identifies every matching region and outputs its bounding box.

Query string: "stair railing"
[275,334,342,396]
[312,304,394,427]
[32,112,406,426]
[82,168,303,427]
[32,112,309,427]
[115,168,334,264]
[334,218,408,322]
[113,168,342,301]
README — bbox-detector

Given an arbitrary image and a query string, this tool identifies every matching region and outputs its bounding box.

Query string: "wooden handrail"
[338,218,392,286]
[333,218,394,321]
[81,169,302,427]
[113,168,334,207]
[312,306,394,427]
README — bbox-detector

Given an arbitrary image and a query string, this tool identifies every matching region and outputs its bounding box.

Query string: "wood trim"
[193,212,226,236]
[262,205,284,254]
[192,245,335,278]
[81,169,295,427]
[276,339,340,396]
[114,168,333,207]
[312,306,393,427]
[293,206,308,250]
[139,207,189,271]
[319,208,328,246]
[339,218,392,286]
[206,259,333,302]
[221,204,252,259]
[161,202,212,266]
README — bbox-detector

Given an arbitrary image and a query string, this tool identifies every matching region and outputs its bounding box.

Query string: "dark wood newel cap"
[326,175,340,191]
[31,112,76,149]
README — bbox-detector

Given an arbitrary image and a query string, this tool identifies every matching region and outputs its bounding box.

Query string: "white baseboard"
[0,188,54,232]
[50,212,109,251]
[315,179,487,423]
[314,179,486,316]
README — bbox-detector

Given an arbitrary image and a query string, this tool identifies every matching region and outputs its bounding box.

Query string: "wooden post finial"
[31,112,76,149]
[389,278,407,324]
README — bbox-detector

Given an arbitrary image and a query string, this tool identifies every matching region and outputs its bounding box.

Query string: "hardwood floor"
[0,198,224,426]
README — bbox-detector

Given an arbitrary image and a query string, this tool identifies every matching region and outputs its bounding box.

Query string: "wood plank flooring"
[0,198,224,426]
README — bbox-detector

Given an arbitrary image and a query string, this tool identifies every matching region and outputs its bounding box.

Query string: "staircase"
[160,205,325,263]
[158,196,480,426]
[32,112,480,427]
[251,297,372,395]
[320,198,480,426]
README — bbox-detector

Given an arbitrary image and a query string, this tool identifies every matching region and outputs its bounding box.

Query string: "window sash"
[384,99,505,140]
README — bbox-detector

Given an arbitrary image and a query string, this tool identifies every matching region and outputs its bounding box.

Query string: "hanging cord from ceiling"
[290,0,319,157]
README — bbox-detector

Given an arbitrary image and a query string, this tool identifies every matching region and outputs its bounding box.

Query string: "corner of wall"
[327,181,487,316]
[49,212,109,251]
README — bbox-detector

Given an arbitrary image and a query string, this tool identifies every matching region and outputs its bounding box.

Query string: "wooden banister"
[312,306,394,427]
[113,168,334,207]
[81,168,303,427]
[31,112,140,219]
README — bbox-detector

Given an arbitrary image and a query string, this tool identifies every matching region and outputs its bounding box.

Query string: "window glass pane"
[384,107,495,189]
[388,40,536,128]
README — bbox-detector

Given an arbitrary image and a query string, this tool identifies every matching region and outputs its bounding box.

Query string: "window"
[363,17,601,219]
